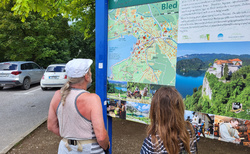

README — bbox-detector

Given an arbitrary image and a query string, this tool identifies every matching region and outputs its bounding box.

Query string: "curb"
[1,117,47,154]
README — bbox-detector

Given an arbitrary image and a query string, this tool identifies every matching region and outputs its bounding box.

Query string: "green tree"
[0,0,95,38]
[176,58,205,71]
[193,87,198,93]
[107,80,115,93]
[69,23,95,60]
[246,74,250,87]
[224,63,229,79]
[0,2,71,66]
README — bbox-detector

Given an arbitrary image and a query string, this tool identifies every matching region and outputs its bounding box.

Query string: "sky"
[127,101,150,112]
[184,110,194,120]
[177,41,250,57]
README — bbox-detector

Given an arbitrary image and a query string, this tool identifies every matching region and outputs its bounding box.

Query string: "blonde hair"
[147,86,191,154]
[60,77,85,106]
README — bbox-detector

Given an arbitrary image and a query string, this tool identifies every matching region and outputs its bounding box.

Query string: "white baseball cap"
[65,58,93,78]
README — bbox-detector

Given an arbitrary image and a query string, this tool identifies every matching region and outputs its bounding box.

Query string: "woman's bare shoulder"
[54,90,61,96]
[79,92,101,104]
[50,90,62,110]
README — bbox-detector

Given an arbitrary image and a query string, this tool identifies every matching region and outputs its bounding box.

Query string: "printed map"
[108,1,178,85]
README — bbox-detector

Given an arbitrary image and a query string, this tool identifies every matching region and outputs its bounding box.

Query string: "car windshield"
[0,63,17,70]
[46,66,65,72]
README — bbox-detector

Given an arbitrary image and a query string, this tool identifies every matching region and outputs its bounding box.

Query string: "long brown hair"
[147,86,191,154]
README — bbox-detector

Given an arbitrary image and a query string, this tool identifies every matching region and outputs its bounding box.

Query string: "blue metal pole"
[95,0,112,153]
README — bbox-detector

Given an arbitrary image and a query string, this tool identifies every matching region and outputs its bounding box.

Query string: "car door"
[24,63,36,83]
[30,63,45,83]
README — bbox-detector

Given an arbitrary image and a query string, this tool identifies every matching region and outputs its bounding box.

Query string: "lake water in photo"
[115,86,127,92]
[175,70,206,98]
[108,35,137,77]
[127,113,145,118]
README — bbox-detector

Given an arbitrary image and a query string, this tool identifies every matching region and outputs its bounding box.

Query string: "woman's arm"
[89,94,109,150]
[47,90,61,136]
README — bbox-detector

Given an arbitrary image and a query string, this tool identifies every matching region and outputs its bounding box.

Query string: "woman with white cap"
[47,58,109,154]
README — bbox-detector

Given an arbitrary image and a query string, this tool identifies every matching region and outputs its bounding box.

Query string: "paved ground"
[6,118,250,154]
[0,85,55,154]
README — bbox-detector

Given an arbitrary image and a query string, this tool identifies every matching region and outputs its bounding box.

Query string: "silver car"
[0,61,45,90]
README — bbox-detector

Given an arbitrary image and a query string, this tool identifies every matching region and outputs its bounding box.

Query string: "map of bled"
[108,1,178,85]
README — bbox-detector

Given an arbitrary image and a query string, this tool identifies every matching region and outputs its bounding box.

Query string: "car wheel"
[0,87,3,90]
[21,78,31,90]
[41,87,47,91]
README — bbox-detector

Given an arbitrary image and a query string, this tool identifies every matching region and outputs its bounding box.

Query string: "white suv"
[0,61,45,90]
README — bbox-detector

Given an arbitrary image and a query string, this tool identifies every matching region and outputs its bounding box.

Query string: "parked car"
[0,61,45,90]
[40,64,68,90]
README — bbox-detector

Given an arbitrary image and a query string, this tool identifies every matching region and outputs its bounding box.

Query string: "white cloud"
[142,105,150,110]
[132,102,138,107]
[127,101,133,104]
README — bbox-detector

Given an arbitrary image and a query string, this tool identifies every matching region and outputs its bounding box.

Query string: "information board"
[178,0,250,43]
[105,0,250,147]
[107,0,179,124]
[108,0,178,85]
[176,0,250,146]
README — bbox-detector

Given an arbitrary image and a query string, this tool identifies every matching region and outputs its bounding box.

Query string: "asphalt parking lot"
[0,85,56,153]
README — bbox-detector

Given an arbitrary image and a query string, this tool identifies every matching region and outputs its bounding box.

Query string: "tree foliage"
[107,80,127,94]
[0,2,72,66]
[0,0,95,38]
[69,23,95,60]
[0,1,95,67]
[224,63,229,79]
[176,58,206,71]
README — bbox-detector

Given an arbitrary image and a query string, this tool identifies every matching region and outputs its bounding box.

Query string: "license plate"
[0,73,8,77]
[49,76,59,79]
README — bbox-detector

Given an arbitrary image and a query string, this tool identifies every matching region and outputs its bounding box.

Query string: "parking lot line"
[23,87,41,94]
